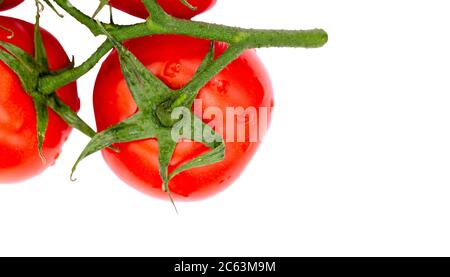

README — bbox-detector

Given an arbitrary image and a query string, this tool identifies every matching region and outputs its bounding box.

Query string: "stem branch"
[39,40,112,94]
[41,0,327,94]
[52,0,108,35]
[178,43,246,107]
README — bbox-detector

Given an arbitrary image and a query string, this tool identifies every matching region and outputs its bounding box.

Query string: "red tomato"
[0,0,24,11]
[109,0,216,19]
[0,16,79,183]
[94,35,273,201]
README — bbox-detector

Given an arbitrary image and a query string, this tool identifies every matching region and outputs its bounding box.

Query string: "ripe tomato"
[0,0,24,11]
[94,35,273,201]
[0,16,79,183]
[109,0,216,19]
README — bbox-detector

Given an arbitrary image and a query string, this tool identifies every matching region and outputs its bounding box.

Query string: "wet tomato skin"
[0,16,79,183]
[109,0,216,19]
[94,35,273,201]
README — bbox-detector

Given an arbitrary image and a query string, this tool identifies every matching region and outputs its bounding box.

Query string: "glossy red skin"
[0,0,24,11]
[0,16,79,183]
[109,0,216,19]
[94,35,273,201]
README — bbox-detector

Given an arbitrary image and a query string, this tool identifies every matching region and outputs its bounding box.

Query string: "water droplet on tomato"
[163,61,182,78]
[210,79,230,95]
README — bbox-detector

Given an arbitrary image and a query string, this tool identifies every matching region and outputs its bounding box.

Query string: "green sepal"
[156,130,178,211]
[0,41,38,74]
[170,115,225,179]
[77,22,226,199]
[0,43,49,159]
[193,42,215,77]
[156,130,177,193]
[41,0,64,18]
[30,9,51,159]
[47,95,98,138]
[33,96,49,161]
[34,7,50,72]
[0,25,98,161]
[71,114,158,180]
[92,0,110,18]
[97,21,170,110]
[0,42,39,92]
[0,25,14,39]
[179,0,197,11]
[174,41,216,109]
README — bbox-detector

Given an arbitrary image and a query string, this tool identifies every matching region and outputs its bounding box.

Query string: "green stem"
[0,24,14,39]
[46,0,328,200]
[178,43,246,107]
[41,0,327,94]
[114,15,327,49]
[154,43,246,126]
[180,0,197,11]
[126,19,327,48]
[39,40,112,94]
[51,0,112,35]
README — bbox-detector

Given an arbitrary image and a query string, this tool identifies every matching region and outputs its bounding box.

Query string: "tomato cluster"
[0,0,273,201]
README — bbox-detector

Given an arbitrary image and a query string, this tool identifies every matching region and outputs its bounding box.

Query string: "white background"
[1,0,450,257]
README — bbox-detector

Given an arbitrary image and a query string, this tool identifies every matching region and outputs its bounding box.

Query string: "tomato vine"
[0,0,328,202]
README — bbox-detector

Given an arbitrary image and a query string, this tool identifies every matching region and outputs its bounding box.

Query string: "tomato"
[109,0,216,19]
[94,35,273,201]
[0,0,24,11]
[0,16,79,183]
